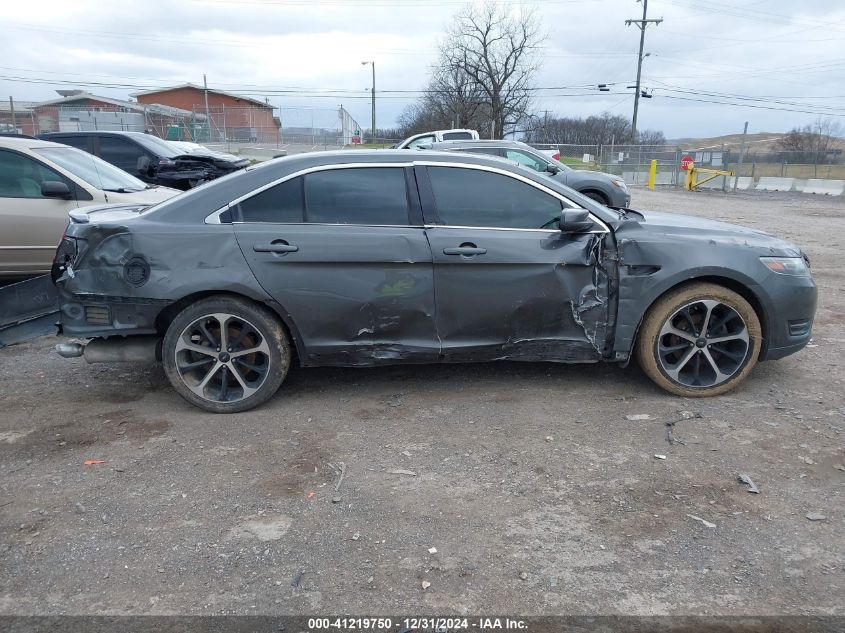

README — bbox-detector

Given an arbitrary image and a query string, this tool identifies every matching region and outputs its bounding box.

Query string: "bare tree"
[397,64,489,137]
[523,111,665,146]
[776,116,843,161]
[442,0,544,138]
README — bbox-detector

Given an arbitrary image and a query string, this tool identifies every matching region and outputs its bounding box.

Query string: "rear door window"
[238,167,411,225]
[304,168,410,225]
[427,166,563,230]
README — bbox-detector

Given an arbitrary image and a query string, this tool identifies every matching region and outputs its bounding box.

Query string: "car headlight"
[611,179,628,191]
[760,256,809,276]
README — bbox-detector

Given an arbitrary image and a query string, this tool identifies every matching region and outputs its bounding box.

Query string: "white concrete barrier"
[654,172,674,185]
[801,179,845,196]
[706,177,754,190]
[756,177,795,192]
[734,177,754,190]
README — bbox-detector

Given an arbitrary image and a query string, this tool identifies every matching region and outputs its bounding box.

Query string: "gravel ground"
[0,186,843,616]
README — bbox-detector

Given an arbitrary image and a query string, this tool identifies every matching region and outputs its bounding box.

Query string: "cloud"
[1,0,843,137]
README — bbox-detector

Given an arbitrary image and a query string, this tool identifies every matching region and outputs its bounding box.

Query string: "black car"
[0,150,817,413]
[38,131,249,190]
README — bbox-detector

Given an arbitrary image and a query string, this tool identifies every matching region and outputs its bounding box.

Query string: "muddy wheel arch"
[615,272,770,364]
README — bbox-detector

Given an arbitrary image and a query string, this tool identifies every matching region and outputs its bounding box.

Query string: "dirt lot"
[0,187,843,617]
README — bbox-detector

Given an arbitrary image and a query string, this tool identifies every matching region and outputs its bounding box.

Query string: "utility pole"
[361,61,375,143]
[625,0,661,142]
[8,96,16,133]
[203,74,211,141]
[733,121,748,192]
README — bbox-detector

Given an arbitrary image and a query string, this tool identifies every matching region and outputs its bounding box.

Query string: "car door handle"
[443,245,487,256]
[253,242,299,253]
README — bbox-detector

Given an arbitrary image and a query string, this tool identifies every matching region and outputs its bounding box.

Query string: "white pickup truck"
[394,129,480,149]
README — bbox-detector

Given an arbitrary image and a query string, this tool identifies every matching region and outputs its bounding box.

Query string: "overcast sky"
[1,0,844,139]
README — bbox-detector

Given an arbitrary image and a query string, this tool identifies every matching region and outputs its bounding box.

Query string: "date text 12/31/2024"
[307,617,529,630]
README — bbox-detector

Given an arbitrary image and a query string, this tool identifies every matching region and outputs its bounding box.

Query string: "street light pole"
[362,61,375,144]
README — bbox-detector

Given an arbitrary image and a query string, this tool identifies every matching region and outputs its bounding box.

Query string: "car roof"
[430,139,531,149]
[41,130,147,138]
[0,135,77,151]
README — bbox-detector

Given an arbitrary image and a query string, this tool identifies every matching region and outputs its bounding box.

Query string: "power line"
[657,94,845,118]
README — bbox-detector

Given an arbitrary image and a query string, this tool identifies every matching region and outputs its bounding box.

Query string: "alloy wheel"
[174,312,271,403]
[656,299,750,388]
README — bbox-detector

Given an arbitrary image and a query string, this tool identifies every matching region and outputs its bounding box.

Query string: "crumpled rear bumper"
[0,275,60,347]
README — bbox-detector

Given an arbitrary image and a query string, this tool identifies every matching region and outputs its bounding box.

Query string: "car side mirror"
[546,163,560,174]
[41,180,72,199]
[560,209,594,233]
[136,155,151,174]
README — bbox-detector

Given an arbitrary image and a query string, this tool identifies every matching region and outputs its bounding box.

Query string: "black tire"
[162,295,291,413]
[582,190,610,206]
[635,282,762,397]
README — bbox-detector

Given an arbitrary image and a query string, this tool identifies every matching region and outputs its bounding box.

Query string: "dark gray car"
[0,150,816,413]
[429,139,631,207]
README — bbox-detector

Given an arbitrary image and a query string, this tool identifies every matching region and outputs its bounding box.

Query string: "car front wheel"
[582,190,610,206]
[162,296,291,413]
[635,282,762,397]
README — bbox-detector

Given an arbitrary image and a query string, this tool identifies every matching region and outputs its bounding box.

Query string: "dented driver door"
[232,165,439,366]
[418,165,609,363]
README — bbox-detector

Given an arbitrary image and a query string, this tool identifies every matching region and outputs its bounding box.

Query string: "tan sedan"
[0,136,178,278]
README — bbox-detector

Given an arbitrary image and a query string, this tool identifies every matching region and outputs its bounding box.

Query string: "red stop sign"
[680,155,694,171]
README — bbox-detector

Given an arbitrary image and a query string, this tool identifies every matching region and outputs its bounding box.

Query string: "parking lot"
[0,186,843,616]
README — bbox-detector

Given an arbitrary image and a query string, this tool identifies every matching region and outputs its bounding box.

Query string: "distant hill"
[667,132,787,150]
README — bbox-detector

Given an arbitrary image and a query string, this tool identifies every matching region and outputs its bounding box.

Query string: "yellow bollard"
[648,159,657,189]
[685,163,695,190]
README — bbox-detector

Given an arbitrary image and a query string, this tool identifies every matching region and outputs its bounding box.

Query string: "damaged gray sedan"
[2,150,817,412]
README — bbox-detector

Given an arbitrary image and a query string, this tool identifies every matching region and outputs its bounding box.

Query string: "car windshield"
[131,134,182,158]
[33,146,149,192]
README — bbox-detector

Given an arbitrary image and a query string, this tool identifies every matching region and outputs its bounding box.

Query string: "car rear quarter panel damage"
[57,219,274,339]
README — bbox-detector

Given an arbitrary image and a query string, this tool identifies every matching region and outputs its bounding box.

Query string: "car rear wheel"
[162,296,291,413]
[635,282,762,397]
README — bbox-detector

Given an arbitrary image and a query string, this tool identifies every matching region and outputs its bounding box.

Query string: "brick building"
[29,91,203,138]
[131,83,280,143]
[0,100,38,135]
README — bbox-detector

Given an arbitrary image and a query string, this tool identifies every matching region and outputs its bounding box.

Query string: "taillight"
[52,235,79,282]
[54,236,78,265]
[553,152,561,162]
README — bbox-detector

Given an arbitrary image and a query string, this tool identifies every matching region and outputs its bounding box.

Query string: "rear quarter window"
[239,177,305,223]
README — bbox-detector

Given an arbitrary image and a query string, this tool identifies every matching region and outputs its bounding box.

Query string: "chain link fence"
[531,142,845,187]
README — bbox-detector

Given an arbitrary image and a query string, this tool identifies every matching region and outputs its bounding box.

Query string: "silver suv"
[429,139,630,207]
